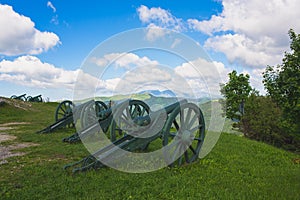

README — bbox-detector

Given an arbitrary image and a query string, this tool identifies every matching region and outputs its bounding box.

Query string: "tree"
[263,29,300,134]
[220,70,252,121]
[240,95,282,145]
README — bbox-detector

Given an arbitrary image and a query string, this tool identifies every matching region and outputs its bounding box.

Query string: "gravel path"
[0,122,39,165]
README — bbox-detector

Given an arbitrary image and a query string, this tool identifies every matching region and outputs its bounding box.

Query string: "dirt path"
[0,122,39,165]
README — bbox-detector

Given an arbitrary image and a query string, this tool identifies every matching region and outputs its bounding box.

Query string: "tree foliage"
[263,29,300,134]
[220,70,252,121]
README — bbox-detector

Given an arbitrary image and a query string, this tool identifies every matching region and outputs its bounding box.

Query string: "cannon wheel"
[163,102,205,166]
[55,100,74,127]
[20,96,27,101]
[110,100,150,142]
[37,96,43,102]
[27,96,33,102]
[80,100,108,129]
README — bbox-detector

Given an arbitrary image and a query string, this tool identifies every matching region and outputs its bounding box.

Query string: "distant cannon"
[10,94,27,101]
[64,99,205,173]
[27,95,43,102]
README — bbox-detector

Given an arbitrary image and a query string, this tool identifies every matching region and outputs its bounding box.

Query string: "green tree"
[240,95,281,144]
[220,70,252,121]
[240,94,299,151]
[263,29,300,133]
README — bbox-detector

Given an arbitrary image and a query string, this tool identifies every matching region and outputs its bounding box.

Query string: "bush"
[239,94,300,152]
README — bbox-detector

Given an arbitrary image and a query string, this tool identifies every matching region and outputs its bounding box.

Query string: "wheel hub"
[180,130,194,145]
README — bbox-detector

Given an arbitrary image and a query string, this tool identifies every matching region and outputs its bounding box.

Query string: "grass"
[0,98,299,199]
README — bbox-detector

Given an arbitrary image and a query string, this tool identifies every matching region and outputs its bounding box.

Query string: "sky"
[0,0,299,101]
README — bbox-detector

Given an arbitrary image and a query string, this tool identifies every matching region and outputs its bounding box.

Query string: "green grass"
[0,98,299,199]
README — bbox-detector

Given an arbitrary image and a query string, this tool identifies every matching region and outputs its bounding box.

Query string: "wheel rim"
[163,102,205,166]
[55,100,74,122]
[20,96,27,101]
[27,96,32,102]
[110,100,150,142]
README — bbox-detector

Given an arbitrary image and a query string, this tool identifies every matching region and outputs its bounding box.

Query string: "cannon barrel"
[27,94,43,102]
[133,99,188,126]
[11,94,27,101]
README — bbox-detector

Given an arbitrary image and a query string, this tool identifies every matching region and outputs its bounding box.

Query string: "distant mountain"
[139,90,176,97]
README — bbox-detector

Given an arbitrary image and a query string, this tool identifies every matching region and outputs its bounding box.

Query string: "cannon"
[64,99,205,173]
[11,94,27,101]
[27,95,43,102]
[62,99,150,143]
[37,100,75,133]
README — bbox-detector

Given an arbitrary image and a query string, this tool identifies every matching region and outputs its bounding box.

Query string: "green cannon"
[27,95,43,102]
[64,99,205,173]
[62,99,150,143]
[10,94,27,101]
[37,100,75,133]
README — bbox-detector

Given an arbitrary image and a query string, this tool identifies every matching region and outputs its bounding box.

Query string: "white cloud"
[174,58,230,96]
[145,23,170,42]
[0,4,60,56]
[137,5,184,41]
[47,1,56,13]
[188,0,300,68]
[204,34,283,67]
[90,52,159,68]
[137,5,183,31]
[0,55,102,90]
[91,53,230,97]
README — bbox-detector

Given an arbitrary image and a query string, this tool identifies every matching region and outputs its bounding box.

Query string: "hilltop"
[0,97,299,199]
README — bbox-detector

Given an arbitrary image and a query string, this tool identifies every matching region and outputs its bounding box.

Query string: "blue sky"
[0,0,299,100]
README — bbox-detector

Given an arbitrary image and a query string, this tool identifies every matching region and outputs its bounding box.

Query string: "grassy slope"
[0,98,299,199]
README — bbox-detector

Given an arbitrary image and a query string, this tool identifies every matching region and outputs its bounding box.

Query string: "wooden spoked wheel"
[110,100,150,142]
[163,102,205,166]
[55,100,74,127]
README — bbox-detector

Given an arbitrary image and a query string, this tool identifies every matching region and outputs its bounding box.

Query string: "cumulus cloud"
[0,55,101,90]
[174,58,230,96]
[137,5,184,31]
[144,23,170,42]
[188,0,300,68]
[90,52,230,97]
[0,4,60,56]
[90,52,159,68]
[204,34,283,67]
[137,5,184,41]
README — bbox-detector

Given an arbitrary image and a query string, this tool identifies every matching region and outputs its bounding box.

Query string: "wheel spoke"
[180,109,185,129]
[129,105,133,116]
[184,150,189,163]
[171,144,182,164]
[60,107,66,114]
[121,112,128,121]
[133,105,139,116]
[188,115,198,128]
[193,137,202,141]
[186,108,192,125]
[189,146,196,155]
[173,119,179,130]
[178,146,184,165]
[126,107,131,119]
[169,133,177,137]
[190,124,202,133]
[141,107,146,116]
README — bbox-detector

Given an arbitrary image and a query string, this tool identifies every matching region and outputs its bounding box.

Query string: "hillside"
[0,97,299,199]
